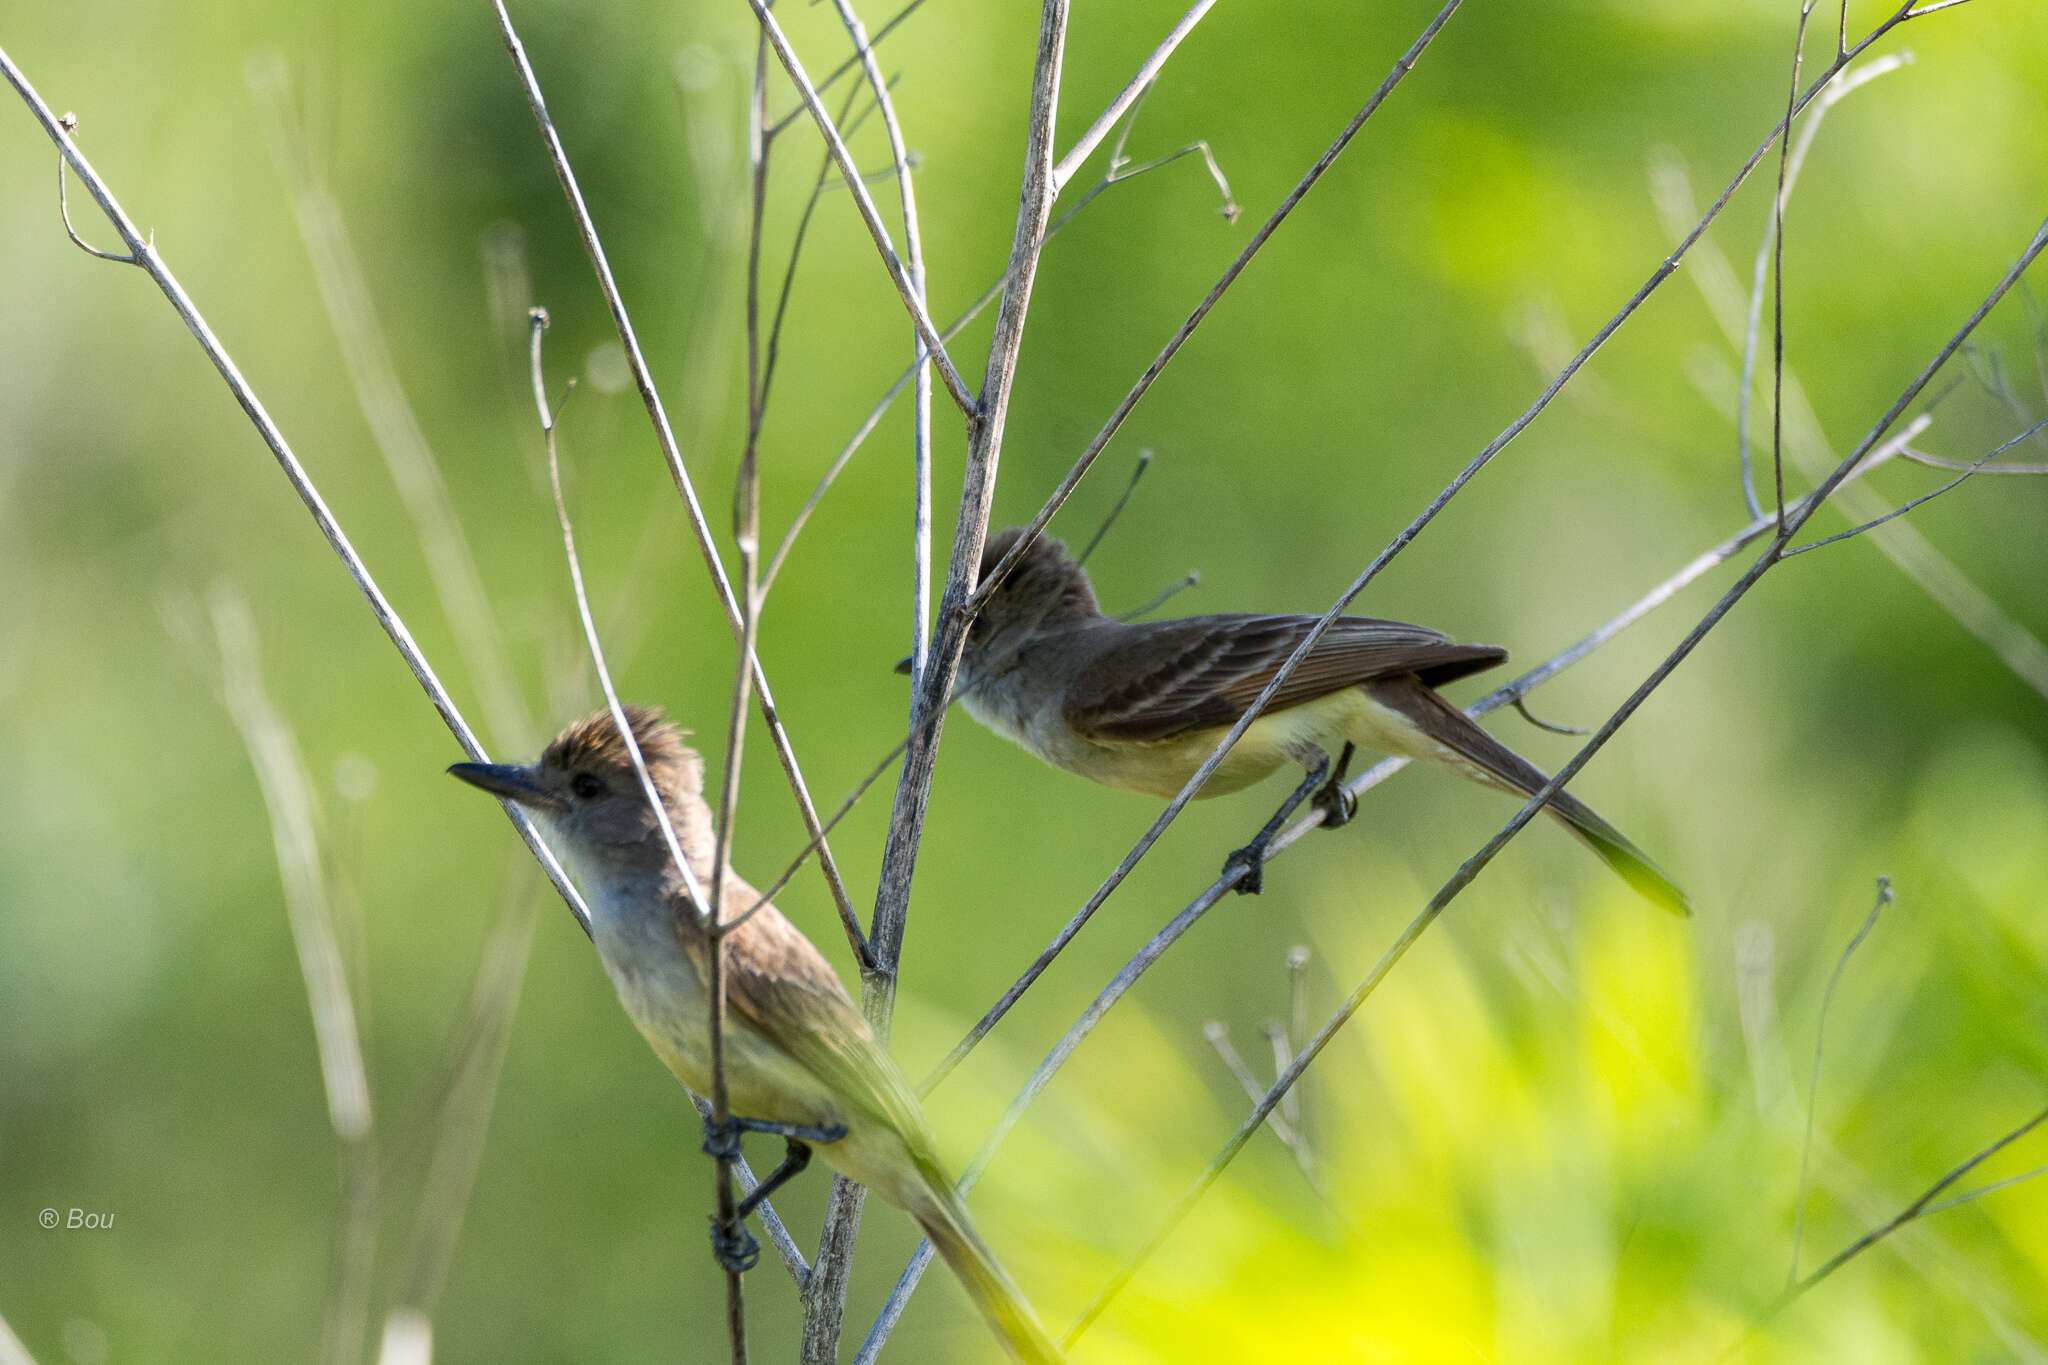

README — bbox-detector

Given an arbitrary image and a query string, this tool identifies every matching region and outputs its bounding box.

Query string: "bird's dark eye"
[571,772,605,800]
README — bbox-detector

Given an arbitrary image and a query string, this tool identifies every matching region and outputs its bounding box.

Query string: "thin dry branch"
[816,6,1071,1358]
[1789,878,1892,1285]
[489,0,869,965]
[760,100,1236,601]
[974,0,1466,614]
[744,0,975,417]
[1050,0,1218,194]
[1768,1101,2048,1317]
[246,54,537,755]
[0,43,592,931]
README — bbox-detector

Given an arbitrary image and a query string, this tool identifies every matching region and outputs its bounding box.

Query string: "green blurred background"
[4,0,2046,1361]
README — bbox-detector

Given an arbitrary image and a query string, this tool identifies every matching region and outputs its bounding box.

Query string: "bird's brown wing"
[713,890,937,1145]
[1064,613,1506,742]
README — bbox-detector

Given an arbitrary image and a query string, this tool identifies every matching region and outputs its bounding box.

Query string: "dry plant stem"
[209,589,378,1364]
[526,317,752,1344]
[1767,1102,2048,1318]
[1658,161,2048,706]
[762,92,1239,602]
[1067,214,2048,1342]
[826,0,937,688]
[702,46,774,1362]
[1782,415,2048,556]
[1736,52,1913,519]
[529,314,708,915]
[1789,878,1892,1286]
[744,0,974,418]
[976,0,1944,615]
[973,0,1465,611]
[807,8,1070,1360]
[490,0,867,964]
[1049,0,1217,192]
[1202,1023,1315,1178]
[1768,3,1817,525]
[764,0,929,138]
[0,45,592,932]
[247,55,537,754]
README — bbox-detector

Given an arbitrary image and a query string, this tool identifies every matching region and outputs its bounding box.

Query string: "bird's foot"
[1223,839,1269,896]
[1313,742,1358,828]
[702,1113,848,1161]
[1313,781,1357,829]
[708,1215,761,1274]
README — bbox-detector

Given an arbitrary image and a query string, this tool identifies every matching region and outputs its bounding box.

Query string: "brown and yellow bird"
[450,707,1065,1365]
[932,528,1688,913]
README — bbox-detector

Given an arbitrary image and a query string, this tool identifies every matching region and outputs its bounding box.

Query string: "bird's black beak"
[448,761,564,812]
[893,654,913,676]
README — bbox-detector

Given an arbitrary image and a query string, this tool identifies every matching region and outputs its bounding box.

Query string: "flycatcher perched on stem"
[924,528,1688,914]
[449,707,1066,1365]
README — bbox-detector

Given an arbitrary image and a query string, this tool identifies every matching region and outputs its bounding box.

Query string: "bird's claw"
[1314,781,1357,829]
[1224,841,1267,896]
[709,1215,760,1274]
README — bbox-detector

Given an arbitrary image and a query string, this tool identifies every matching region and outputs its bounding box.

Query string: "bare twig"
[763,0,930,138]
[1735,50,1914,518]
[0,43,592,931]
[490,0,868,965]
[1511,696,1592,736]
[743,0,976,417]
[528,312,706,916]
[1659,161,2048,705]
[1050,0,1218,193]
[1789,878,1893,1285]
[1078,449,1154,565]
[761,86,1239,603]
[247,56,537,755]
[55,114,136,262]
[827,0,938,703]
[1768,1101,2048,1316]
[1767,3,1818,525]
[1783,416,2048,556]
[815,7,1071,1359]
[975,0,1466,614]
[1116,571,1200,622]
[1202,1022,1318,1184]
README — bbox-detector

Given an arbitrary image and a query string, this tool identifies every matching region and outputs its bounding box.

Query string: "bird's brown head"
[448,705,710,872]
[899,527,1103,686]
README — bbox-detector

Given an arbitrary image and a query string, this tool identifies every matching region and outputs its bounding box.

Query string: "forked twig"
[1789,878,1893,1284]
[490,0,870,967]
[0,42,591,931]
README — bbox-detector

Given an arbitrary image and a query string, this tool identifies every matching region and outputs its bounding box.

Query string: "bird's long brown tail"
[905,1156,1068,1365]
[1364,677,1692,917]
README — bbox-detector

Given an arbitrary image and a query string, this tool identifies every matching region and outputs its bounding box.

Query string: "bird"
[927,526,1689,914]
[449,706,1067,1364]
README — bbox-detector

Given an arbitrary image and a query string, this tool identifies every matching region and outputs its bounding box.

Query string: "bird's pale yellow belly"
[1044,686,1462,799]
